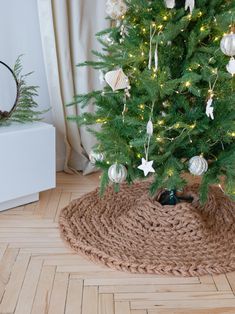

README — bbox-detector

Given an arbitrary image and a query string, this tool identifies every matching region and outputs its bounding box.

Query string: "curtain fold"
[37,0,108,174]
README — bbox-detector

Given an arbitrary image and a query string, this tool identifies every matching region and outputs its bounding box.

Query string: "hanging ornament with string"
[104,68,131,123]
[220,27,235,75]
[148,25,157,70]
[205,76,218,120]
[138,102,156,177]
[206,97,214,120]
[105,69,130,91]
[148,24,159,73]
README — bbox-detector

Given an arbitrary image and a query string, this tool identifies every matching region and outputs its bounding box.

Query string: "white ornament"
[226,57,235,76]
[220,33,235,57]
[89,151,104,165]
[185,0,195,13]
[146,120,153,136]
[102,34,114,45]
[138,158,155,177]
[108,163,127,183]
[154,44,158,72]
[105,69,130,91]
[206,97,214,120]
[106,0,127,20]
[189,156,208,176]
[164,0,175,9]
[120,24,129,39]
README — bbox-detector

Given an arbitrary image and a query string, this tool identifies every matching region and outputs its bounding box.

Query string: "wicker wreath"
[0,61,20,121]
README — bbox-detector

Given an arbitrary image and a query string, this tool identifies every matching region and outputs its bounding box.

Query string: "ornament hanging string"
[206,74,218,120]
[144,101,155,161]
[148,25,157,70]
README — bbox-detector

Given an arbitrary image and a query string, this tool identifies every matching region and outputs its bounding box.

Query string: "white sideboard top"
[0,122,53,135]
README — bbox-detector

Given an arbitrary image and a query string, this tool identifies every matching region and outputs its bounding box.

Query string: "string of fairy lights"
[89,0,235,185]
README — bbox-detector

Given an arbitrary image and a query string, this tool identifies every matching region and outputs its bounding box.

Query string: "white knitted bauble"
[106,0,127,20]
[189,156,208,176]
[89,151,104,165]
[220,33,235,57]
[108,163,127,183]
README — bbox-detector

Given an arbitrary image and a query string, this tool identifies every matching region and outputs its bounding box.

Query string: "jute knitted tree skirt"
[59,181,235,277]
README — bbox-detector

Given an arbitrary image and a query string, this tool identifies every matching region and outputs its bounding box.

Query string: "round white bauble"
[188,156,208,176]
[106,0,127,20]
[108,163,127,183]
[89,151,104,165]
[220,33,235,57]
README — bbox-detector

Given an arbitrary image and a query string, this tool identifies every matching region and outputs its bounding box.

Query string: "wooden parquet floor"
[0,172,235,314]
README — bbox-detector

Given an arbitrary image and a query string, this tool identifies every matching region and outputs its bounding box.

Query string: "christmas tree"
[69,0,235,203]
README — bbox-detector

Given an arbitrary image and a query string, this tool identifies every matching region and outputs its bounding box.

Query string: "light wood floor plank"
[0,243,7,261]
[99,293,114,314]
[131,299,235,310]
[55,191,71,222]
[14,258,43,314]
[148,309,235,314]
[31,265,56,314]
[0,248,19,284]
[213,274,232,291]
[226,272,235,294]
[84,277,199,286]
[115,301,131,314]
[82,286,98,314]
[48,272,69,314]
[0,252,30,313]
[43,190,62,219]
[34,190,52,216]
[99,284,217,294]
[115,291,234,301]
[65,278,83,314]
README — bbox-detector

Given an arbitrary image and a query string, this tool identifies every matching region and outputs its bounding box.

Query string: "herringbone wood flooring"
[0,172,235,314]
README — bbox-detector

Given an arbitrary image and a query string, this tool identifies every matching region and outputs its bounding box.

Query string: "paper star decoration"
[138,158,155,176]
[185,0,195,13]
[206,97,214,120]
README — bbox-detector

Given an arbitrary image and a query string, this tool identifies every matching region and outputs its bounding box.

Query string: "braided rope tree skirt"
[59,181,235,277]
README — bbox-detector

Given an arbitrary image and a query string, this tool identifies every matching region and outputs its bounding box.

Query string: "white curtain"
[37,0,109,174]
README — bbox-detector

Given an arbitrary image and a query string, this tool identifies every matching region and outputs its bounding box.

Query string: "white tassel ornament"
[147,120,153,136]
[154,44,158,72]
[185,0,195,13]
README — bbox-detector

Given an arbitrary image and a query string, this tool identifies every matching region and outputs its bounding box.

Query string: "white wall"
[0,0,65,170]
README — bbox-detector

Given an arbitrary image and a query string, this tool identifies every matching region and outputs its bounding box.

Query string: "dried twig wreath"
[0,56,46,125]
[0,61,20,120]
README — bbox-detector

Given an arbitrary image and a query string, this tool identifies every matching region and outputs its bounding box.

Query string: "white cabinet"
[0,122,56,211]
